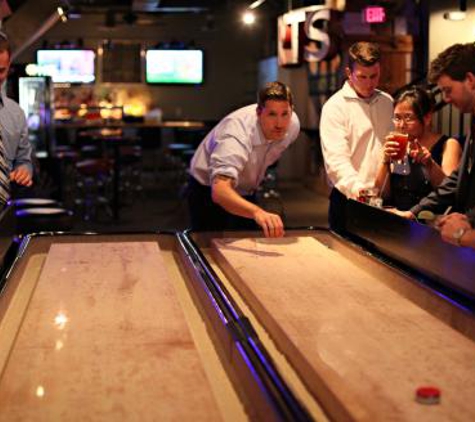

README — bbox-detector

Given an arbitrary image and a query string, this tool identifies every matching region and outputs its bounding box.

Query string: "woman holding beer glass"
[374,86,463,210]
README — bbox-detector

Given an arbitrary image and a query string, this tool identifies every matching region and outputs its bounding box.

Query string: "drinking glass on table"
[358,187,383,208]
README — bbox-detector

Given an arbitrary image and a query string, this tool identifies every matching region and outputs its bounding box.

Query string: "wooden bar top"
[0,242,221,420]
[212,236,475,422]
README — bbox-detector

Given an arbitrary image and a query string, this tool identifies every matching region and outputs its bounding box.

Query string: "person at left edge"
[0,31,33,206]
[188,81,300,238]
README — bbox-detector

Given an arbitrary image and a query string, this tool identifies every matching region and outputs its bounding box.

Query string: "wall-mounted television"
[145,49,203,84]
[36,49,95,84]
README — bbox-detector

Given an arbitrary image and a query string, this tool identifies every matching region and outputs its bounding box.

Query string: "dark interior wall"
[12,10,272,121]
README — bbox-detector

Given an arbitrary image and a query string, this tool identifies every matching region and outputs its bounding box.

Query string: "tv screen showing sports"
[146,49,203,84]
[36,49,95,84]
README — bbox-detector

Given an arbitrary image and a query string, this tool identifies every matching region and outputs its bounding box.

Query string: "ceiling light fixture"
[249,0,267,9]
[242,11,256,25]
[243,0,268,25]
[57,6,68,22]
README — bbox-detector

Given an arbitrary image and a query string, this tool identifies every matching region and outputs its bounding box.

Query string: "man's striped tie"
[0,132,10,205]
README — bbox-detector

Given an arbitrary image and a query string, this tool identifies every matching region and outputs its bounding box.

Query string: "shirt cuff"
[410,204,423,216]
[210,167,238,186]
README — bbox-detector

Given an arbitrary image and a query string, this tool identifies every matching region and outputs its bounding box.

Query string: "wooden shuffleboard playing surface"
[212,236,475,422]
[0,242,222,420]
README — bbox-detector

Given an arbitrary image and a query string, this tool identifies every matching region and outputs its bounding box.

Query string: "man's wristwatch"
[453,228,467,246]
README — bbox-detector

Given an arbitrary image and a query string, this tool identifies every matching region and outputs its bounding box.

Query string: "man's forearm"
[410,168,459,215]
[211,175,261,219]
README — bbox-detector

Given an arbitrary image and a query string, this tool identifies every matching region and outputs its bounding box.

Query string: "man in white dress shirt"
[320,41,393,232]
[188,81,300,237]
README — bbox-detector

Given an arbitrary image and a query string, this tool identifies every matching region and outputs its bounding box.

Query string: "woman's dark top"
[389,135,463,211]
[430,134,465,165]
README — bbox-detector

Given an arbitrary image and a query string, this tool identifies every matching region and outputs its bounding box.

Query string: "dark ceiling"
[64,0,245,13]
[3,0,308,18]
[5,0,28,13]
[2,0,249,15]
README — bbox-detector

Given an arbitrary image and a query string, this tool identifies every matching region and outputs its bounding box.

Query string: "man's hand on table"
[385,208,415,219]
[436,213,472,246]
[253,209,285,238]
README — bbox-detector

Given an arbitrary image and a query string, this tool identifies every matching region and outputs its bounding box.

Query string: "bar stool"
[118,144,144,200]
[167,143,194,190]
[80,145,102,159]
[15,206,74,235]
[53,145,80,208]
[182,149,196,166]
[74,158,113,221]
[12,198,60,209]
[99,133,139,220]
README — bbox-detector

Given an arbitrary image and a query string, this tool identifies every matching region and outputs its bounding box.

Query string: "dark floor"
[70,176,329,234]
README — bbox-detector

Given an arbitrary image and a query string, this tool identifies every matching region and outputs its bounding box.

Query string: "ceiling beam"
[3,0,61,61]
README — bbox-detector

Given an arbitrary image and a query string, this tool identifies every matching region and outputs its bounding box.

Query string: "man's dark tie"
[0,132,10,205]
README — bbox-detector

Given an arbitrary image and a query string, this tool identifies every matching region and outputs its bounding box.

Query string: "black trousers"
[186,176,258,232]
[328,187,348,234]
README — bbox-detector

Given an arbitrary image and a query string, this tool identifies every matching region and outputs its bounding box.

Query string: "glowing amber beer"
[391,132,409,161]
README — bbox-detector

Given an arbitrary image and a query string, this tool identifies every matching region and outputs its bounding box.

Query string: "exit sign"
[362,6,386,23]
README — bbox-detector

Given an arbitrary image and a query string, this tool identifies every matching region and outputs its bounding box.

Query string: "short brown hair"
[0,31,11,56]
[429,43,475,84]
[257,81,293,109]
[348,42,381,70]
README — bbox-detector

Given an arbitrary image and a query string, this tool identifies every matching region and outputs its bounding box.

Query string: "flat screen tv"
[145,49,203,84]
[36,49,95,84]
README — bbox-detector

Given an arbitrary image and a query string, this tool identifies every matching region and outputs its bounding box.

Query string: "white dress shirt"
[320,81,393,199]
[190,104,300,195]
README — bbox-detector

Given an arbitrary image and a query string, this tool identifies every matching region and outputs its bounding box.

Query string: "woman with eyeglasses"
[374,86,463,210]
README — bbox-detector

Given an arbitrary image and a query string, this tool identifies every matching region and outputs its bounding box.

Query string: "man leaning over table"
[187,81,300,238]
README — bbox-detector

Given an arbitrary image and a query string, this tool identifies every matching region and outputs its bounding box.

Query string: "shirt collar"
[341,81,382,104]
[252,117,267,146]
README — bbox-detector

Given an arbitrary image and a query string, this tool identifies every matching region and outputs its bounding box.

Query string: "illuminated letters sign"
[278,6,340,67]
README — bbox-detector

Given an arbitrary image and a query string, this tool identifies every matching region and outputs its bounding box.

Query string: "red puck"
[415,386,441,405]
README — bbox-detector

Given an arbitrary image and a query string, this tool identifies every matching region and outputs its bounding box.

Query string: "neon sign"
[363,6,386,24]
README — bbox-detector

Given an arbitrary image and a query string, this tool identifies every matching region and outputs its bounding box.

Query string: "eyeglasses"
[392,114,418,124]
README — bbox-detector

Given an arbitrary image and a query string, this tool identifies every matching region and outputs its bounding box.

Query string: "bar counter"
[54,119,206,129]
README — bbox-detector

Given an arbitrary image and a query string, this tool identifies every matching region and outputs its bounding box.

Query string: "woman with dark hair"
[374,86,463,210]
